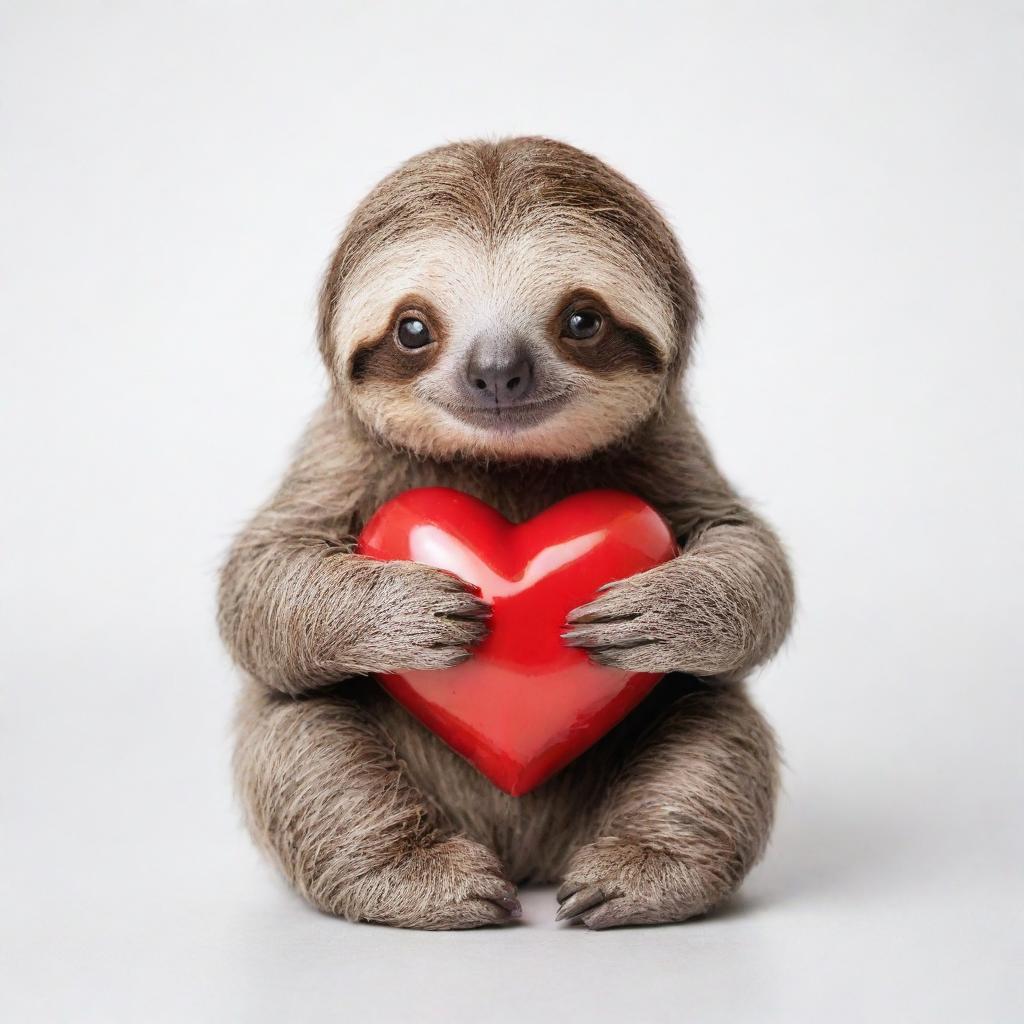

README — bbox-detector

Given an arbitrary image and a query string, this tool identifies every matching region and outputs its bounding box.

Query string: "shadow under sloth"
[219,137,794,930]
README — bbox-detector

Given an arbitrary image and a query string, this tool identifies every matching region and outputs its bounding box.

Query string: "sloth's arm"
[217,406,486,696]
[566,412,794,678]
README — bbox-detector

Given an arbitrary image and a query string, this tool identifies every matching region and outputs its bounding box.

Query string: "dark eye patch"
[553,293,663,376]
[562,324,663,375]
[348,296,445,384]
[350,336,432,383]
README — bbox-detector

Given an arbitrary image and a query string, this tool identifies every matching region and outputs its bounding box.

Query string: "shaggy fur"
[219,137,794,929]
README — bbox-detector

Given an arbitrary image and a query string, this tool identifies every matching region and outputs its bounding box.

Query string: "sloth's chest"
[354,457,643,527]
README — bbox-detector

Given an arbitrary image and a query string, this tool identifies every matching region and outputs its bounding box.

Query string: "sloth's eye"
[564,310,603,341]
[396,317,432,350]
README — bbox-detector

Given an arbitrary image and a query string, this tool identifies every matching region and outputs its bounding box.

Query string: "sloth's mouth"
[430,394,569,432]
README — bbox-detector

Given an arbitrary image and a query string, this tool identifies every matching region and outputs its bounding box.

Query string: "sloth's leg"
[556,679,777,929]
[235,682,520,929]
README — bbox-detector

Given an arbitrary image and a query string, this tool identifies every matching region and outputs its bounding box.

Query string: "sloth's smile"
[430,394,569,432]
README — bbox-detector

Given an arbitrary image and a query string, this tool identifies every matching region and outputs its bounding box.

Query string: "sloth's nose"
[463,343,535,407]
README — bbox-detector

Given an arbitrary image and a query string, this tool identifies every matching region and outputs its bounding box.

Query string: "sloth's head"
[319,137,699,461]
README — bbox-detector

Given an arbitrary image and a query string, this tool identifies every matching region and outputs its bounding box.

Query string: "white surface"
[2,2,1022,1022]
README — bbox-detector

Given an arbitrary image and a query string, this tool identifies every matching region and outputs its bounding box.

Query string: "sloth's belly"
[361,683,585,880]
[359,676,685,882]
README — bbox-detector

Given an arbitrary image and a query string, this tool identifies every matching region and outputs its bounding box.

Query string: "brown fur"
[219,137,794,929]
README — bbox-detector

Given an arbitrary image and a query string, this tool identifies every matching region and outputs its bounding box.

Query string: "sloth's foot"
[556,837,721,929]
[347,834,519,930]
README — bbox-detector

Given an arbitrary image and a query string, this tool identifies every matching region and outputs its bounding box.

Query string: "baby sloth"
[219,137,794,929]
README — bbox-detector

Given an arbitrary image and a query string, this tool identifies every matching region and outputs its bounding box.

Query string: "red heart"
[357,488,677,796]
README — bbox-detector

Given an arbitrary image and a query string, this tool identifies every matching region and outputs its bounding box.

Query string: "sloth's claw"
[555,883,608,922]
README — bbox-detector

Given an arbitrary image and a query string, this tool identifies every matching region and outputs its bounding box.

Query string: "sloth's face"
[327,228,677,461]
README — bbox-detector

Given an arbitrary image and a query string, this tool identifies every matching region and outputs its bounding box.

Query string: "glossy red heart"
[357,488,677,796]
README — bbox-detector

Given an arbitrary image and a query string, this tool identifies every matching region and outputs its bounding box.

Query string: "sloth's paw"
[556,837,717,929]
[371,561,491,672]
[351,835,519,930]
[562,568,682,673]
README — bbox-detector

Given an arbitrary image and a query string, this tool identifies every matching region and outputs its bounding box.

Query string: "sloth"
[219,137,794,930]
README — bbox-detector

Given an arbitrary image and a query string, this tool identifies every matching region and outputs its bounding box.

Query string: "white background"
[2,2,1022,1021]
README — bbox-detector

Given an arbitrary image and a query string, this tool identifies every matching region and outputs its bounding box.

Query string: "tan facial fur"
[318,138,698,461]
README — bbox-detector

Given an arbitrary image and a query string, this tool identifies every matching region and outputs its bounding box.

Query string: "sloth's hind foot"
[556,837,720,929]
[350,834,520,930]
